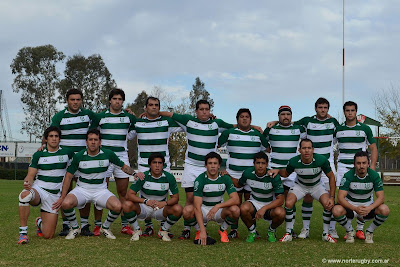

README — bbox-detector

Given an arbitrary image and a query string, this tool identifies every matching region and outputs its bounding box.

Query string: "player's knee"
[274,207,285,219]
[122,201,134,213]
[377,204,390,216]
[111,201,122,213]
[230,205,240,218]
[42,231,54,239]
[285,201,295,209]
[183,205,194,219]
[172,204,183,216]
[304,194,313,202]
[240,202,252,214]
[18,189,34,206]
[331,205,344,217]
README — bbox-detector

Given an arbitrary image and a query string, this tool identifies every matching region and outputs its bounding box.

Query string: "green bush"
[0,168,28,180]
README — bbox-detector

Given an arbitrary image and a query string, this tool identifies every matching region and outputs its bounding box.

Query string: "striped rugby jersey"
[172,113,233,167]
[51,108,96,153]
[193,173,236,206]
[29,146,75,194]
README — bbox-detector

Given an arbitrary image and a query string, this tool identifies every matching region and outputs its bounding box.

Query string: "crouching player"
[18,126,74,244]
[122,153,183,242]
[52,129,143,240]
[232,152,285,243]
[332,151,390,243]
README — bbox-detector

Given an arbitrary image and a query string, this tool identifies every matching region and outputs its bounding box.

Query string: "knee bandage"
[19,189,35,206]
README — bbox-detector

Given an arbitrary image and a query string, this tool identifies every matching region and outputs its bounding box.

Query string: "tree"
[189,77,214,114]
[169,98,190,167]
[59,54,117,112]
[150,86,174,110]
[373,85,400,137]
[10,45,65,139]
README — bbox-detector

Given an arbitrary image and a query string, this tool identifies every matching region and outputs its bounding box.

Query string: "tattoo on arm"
[122,165,135,176]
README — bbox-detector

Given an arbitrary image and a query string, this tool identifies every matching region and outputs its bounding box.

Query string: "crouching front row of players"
[18,128,389,244]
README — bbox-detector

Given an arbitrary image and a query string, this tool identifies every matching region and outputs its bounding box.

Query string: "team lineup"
[17,88,390,245]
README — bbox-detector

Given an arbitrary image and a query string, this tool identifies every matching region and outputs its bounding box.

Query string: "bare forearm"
[121,165,136,176]
[159,111,173,117]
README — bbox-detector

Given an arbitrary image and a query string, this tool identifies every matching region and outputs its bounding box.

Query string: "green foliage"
[374,85,400,137]
[126,90,148,117]
[189,77,214,114]
[0,167,27,180]
[10,45,65,139]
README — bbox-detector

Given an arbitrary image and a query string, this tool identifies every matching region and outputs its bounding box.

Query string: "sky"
[1,0,399,141]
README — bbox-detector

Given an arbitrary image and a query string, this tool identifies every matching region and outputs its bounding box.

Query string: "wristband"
[330,195,335,198]
[144,199,148,205]
[131,171,137,176]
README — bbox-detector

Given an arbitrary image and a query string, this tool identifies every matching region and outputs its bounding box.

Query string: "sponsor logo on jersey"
[291,129,295,134]
[59,156,64,162]
[99,161,104,167]
[80,116,85,122]
[251,136,255,141]
[312,168,319,174]
[208,125,213,130]
[356,130,361,136]
[120,118,125,123]
[157,121,162,126]
[218,184,224,191]
[194,123,198,127]
[43,159,48,162]
[161,184,166,190]
[194,181,199,191]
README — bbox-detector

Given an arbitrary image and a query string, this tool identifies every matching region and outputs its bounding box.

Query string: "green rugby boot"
[246,232,256,243]
[267,231,277,242]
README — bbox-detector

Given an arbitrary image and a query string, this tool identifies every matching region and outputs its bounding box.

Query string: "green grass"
[1,180,399,266]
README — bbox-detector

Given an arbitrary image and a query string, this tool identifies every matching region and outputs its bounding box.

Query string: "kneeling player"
[183,152,240,245]
[332,151,390,243]
[122,153,183,242]
[270,139,336,243]
[18,126,74,244]
[232,152,285,243]
[53,129,143,240]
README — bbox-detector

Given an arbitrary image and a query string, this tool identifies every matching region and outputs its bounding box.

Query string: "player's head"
[86,128,101,153]
[205,152,222,177]
[253,152,268,176]
[195,100,211,121]
[44,126,61,149]
[354,151,369,177]
[236,108,252,130]
[145,96,161,118]
[299,138,314,161]
[343,101,358,122]
[278,105,292,126]
[148,152,165,177]
[314,97,330,119]
[108,88,125,112]
[66,89,83,113]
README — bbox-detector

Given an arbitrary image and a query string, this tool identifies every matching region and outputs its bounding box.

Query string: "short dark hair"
[205,152,222,165]
[196,100,210,110]
[44,126,61,140]
[354,151,369,164]
[300,138,313,148]
[253,152,268,163]
[86,128,101,140]
[343,101,358,112]
[315,97,330,108]
[109,88,125,101]
[145,96,160,107]
[148,152,165,166]
[66,89,83,100]
[236,108,252,120]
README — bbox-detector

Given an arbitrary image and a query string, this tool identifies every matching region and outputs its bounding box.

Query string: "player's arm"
[266,121,278,128]
[52,171,74,210]
[23,167,38,190]
[193,195,207,245]
[126,189,146,204]
[255,194,284,220]
[121,164,145,180]
[269,168,289,178]
[336,189,356,210]
[155,193,179,209]
[326,171,336,198]
[231,177,241,188]
[158,111,173,117]
[368,143,378,170]
[366,190,385,212]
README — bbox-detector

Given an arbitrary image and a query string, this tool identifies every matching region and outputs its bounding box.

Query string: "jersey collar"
[106,109,124,115]
[64,108,82,115]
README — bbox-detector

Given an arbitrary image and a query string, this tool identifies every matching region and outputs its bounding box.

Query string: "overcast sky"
[1,0,399,141]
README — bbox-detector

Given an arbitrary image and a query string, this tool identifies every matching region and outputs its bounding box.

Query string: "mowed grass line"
[0,179,399,266]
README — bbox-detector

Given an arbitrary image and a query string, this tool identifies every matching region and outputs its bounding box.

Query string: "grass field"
[0,179,399,266]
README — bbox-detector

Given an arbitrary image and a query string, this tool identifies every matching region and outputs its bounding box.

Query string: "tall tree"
[10,44,65,139]
[189,77,214,114]
[59,54,117,112]
[373,85,400,137]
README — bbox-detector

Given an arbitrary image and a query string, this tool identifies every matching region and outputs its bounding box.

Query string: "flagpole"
[342,0,345,122]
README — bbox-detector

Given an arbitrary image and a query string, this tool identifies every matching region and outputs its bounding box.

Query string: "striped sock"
[231,222,239,230]
[285,207,294,233]
[301,201,313,229]
[162,214,181,231]
[366,214,388,233]
[102,210,120,229]
[292,205,297,227]
[329,217,337,230]
[80,216,89,228]
[322,210,332,234]
[248,224,256,233]
[268,225,276,232]
[124,211,140,230]
[94,220,102,227]
[334,215,353,232]
[19,226,28,235]
[356,217,365,231]
[183,219,192,230]
[62,217,70,226]
[220,216,235,231]
[37,217,42,231]
[121,214,128,227]
[63,209,79,229]
[145,218,153,227]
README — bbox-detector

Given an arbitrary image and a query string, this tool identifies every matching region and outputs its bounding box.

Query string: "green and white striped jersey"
[193,173,236,207]
[218,128,269,177]
[339,168,383,205]
[295,116,339,161]
[238,167,283,204]
[130,116,182,169]
[30,146,75,194]
[91,110,136,157]
[172,113,233,167]
[51,108,96,153]
[286,154,332,187]
[263,124,306,169]
[67,148,125,189]
[130,170,179,201]
[335,122,375,168]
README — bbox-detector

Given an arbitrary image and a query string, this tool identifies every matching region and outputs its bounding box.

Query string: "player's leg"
[283,172,297,237]
[319,192,337,243]
[96,189,122,239]
[365,204,390,243]
[59,181,73,236]
[122,200,144,241]
[39,211,58,239]
[219,205,240,243]
[114,176,131,233]
[17,188,40,244]
[280,186,301,242]
[240,201,257,242]
[266,207,285,242]
[61,191,81,240]
[93,207,103,236]
[332,204,355,243]
[79,203,93,236]
[325,161,338,238]
[158,204,183,241]
[299,194,313,239]
[181,204,199,240]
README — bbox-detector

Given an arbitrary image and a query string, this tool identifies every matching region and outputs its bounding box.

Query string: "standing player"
[122,153,183,241]
[53,129,143,239]
[332,151,389,243]
[90,88,137,235]
[18,126,74,244]
[270,139,337,243]
[184,152,240,245]
[263,105,306,237]
[335,101,378,239]
[218,108,269,238]
[232,152,285,243]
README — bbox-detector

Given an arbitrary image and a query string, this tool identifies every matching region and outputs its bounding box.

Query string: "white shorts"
[336,163,352,187]
[321,161,337,190]
[181,164,206,188]
[137,203,166,221]
[32,183,60,214]
[69,186,115,210]
[282,172,297,189]
[201,205,224,224]
[289,182,328,202]
[248,199,269,212]
[106,154,130,179]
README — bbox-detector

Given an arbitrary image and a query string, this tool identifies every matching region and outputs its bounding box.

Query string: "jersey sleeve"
[364,124,376,145]
[263,127,271,141]
[193,176,205,197]
[128,113,137,132]
[321,157,332,174]
[50,111,62,127]
[129,178,145,193]
[167,173,179,195]
[108,150,125,168]
[238,170,248,187]
[339,172,352,191]
[372,172,384,192]
[224,175,236,194]
[216,119,234,133]
[29,151,41,169]
[167,117,184,133]
[89,113,100,129]
[66,153,80,175]
[299,126,306,139]
[294,116,310,128]
[258,132,270,150]
[286,158,295,175]
[217,128,230,147]
[272,174,284,195]
[172,113,192,126]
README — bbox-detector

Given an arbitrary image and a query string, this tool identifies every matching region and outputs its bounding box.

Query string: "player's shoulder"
[53,108,67,118]
[163,170,176,180]
[289,154,301,164]
[313,153,328,162]
[242,166,255,176]
[343,168,356,179]
[367,168,380,180]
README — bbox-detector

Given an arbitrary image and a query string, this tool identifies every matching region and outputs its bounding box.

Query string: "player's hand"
[134,172,145,181]
[154,201,167,209]
[359,206,370,217]
[206,206,219,220]
[199,230,208,246]
[219,170,229,176]
[209,113,217,119]
[146,199,157,208]
[252,125,263,134]
[138,112,146,118]
[36,144,45,152]
[268,169,279,178]
[266,121,278,128]
[326,199,334,211]
[52,196,64,211]
[23,180,32,190]
[125,108,135,116]
[255,209,266,220]
[355,206,368,216]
